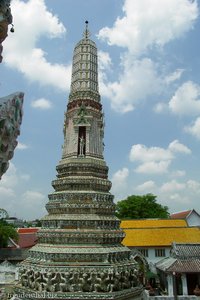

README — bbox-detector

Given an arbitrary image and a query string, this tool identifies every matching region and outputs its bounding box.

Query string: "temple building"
[15,22,143,299]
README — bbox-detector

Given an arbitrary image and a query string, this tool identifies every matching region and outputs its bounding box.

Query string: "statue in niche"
[79,136,85,156]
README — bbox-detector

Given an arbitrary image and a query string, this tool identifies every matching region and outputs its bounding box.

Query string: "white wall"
[187,211,200,226]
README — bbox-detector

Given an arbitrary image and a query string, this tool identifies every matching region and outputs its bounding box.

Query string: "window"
[139,248,148,257]
[155,248,165,257]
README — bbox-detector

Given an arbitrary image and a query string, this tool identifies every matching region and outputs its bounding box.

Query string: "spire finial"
[83,20,90,39]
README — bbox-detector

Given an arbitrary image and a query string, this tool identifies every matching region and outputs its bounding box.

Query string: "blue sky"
[0,0,200,220]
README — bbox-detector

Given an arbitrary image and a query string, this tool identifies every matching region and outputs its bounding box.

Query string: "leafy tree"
[34,219,42,227]
[0,219,18,247]
[115,194,169,219]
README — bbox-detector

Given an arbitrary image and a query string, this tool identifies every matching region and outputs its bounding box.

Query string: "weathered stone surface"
[0,0,13,63]
[16,23,143,299]
[0,92,24,179]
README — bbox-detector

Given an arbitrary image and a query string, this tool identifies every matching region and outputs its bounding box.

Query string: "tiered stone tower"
[16,22,143,300]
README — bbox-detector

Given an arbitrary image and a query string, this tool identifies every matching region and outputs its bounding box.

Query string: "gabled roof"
[121,219,187,229]
[156,243,200,273]
[170,209,200,219]
[156,257,200,273]
[171,242,200,258]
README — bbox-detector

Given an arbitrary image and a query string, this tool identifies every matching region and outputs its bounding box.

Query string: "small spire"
[83,20,90,39]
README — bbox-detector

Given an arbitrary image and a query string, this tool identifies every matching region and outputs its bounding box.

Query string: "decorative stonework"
[0,0,13,63]
[0,92,24,179]
[16,22,143,299]
[19,266,139,292]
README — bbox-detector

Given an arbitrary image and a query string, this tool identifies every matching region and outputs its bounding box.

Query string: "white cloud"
[3,0,71,91]
[184,117,200,140]
[153,102,169,114]
[98,0,198,113]
[136,180,156,192]
[20,190,47,220]
[129,144,173,162]
[98,0,198,55]
[0,186,15,198]
[0,163,18,188]
[160,180,185,192]
[165,69,184,84]
[168,139,191,154]
[135,160,171,174]
[155,178,200,212]
[98,51,114,100]
[112,167,129,187]
[129,140,191,175]
[20,174,30,181]
[186,179,200,192]
[101,57,162,113]
[169,81,200,116]
[0,163,46,219]
[168,193,191,206]
[98,51,112,71]
[171,170,186,178]
[31,98,53,110]
[111,168,129,201]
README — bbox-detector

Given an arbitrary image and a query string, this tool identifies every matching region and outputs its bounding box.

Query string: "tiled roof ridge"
[122,226,188,229]
[18,228,39,233]
[121,218,171,221]
[120,219,187,227]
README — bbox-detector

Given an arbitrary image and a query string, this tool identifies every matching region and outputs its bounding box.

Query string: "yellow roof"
[120,219,187,229]
[122,227,200,247]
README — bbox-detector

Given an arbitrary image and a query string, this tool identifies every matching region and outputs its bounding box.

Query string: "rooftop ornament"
[83,20,90,39]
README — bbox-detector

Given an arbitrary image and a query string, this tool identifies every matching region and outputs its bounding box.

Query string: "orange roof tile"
[121,227,200,247]
[18,228,39,234]
[16,228,39,248]
[18,233,38,248]
[170,210,192,219]
[120,219,187,229]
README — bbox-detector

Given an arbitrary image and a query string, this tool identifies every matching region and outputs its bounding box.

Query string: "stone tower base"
[15,286,143,300]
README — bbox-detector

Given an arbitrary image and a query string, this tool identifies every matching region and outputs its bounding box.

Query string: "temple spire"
[16,22,143,300]
[69,20,100,103]
[83,20,90,39]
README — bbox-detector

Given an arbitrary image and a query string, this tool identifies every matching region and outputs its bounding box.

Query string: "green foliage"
[34,219,42,227]
[0,219,18,247]
[115,194,169,219]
